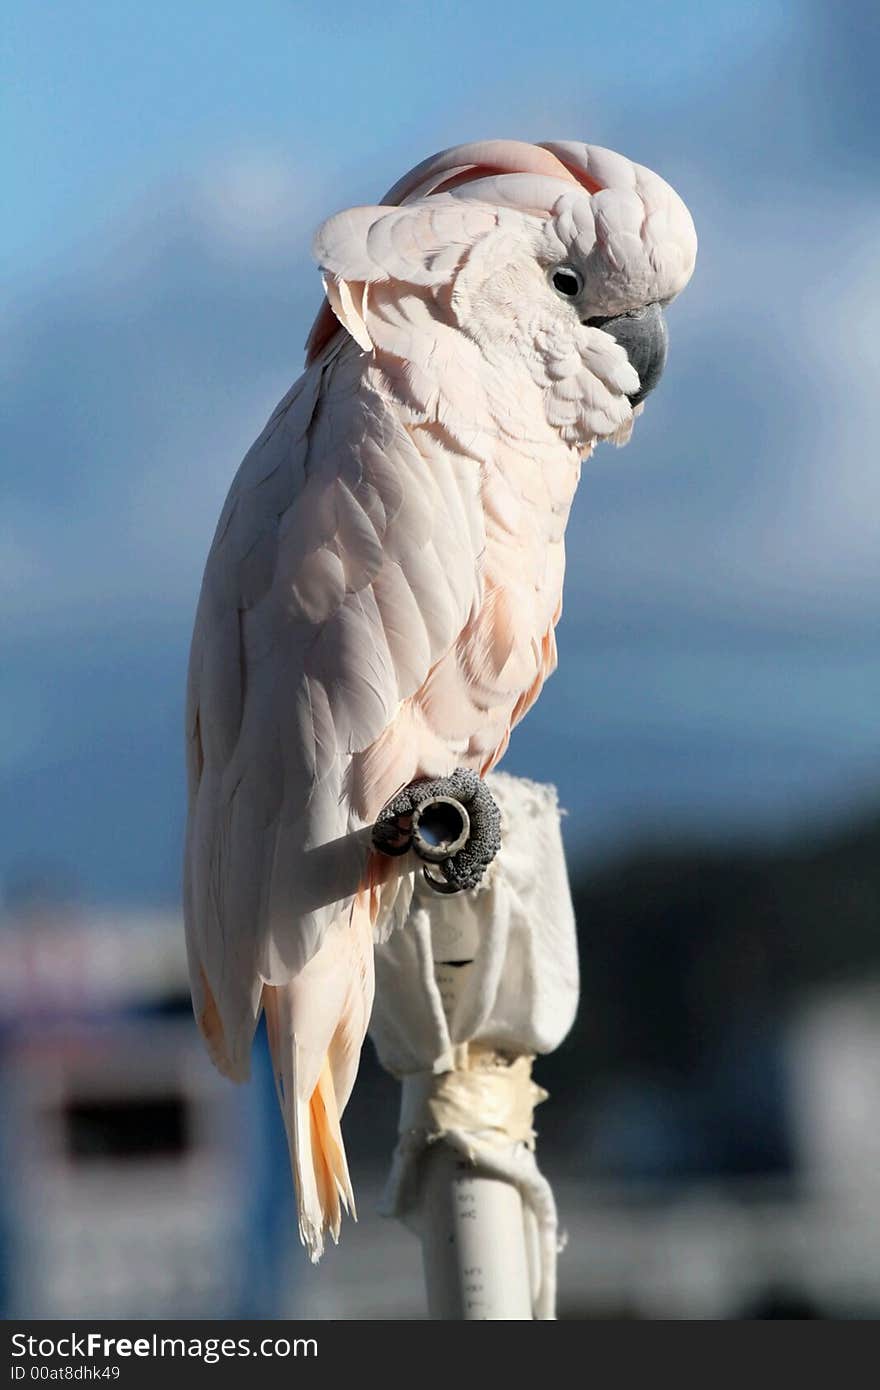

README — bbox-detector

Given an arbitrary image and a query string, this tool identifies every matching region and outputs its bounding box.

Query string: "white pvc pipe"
[417,925,533,1320]
[419,1140,533,1320]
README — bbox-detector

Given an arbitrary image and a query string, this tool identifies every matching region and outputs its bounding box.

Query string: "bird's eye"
[550,265,583,298]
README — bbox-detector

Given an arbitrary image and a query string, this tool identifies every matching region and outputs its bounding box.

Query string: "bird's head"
[308,139,696,450]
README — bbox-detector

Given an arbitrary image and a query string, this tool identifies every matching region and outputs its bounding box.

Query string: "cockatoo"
[184,139,697,1259]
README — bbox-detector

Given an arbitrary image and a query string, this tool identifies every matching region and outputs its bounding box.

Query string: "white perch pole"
[372,772,579,1322]
[420,1142,533,1319]
[419,932,533,1320]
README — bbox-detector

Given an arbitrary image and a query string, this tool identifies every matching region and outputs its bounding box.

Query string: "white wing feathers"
[184,323,485,1079]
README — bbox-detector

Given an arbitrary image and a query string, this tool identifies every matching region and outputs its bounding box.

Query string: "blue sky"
[4,0,793,280]
[2,1,879,901]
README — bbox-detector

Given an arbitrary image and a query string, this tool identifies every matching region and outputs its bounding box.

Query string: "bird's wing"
[184,330,486,1077]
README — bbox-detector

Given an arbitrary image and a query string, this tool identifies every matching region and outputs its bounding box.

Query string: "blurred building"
[2,896,879,1319]
[550,983,880,1319]
[0,902,294,1319]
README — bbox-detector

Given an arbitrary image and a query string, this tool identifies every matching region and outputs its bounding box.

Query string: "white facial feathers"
[310,140,695,448]
[312,201,500,288]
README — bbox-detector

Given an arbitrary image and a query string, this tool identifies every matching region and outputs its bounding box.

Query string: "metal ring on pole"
[412,797,471,862]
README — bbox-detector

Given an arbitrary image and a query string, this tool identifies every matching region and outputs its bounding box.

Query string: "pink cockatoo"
[184,139,697,1259]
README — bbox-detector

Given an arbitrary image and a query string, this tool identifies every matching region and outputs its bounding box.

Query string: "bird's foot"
[372,768,501,894]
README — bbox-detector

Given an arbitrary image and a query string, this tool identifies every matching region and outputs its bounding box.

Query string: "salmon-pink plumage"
[183,139,697,1258]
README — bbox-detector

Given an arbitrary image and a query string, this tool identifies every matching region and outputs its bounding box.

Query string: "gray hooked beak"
[586,301,668,407]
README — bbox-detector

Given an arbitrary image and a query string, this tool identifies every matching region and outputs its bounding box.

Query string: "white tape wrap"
[370,773,579,1320]
[398,1048,547,1146]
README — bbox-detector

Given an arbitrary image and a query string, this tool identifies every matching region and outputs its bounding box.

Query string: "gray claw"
[372,768,502,894]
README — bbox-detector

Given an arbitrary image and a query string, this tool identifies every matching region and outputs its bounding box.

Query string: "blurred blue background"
[2,0,879,1319]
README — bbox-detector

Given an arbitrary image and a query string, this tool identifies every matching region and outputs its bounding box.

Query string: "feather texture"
[184,137,696,1257]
